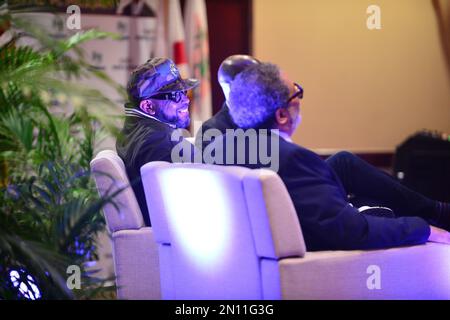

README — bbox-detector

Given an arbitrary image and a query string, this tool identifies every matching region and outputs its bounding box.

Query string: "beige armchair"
[140,161,450,300]
[90,150,161,299]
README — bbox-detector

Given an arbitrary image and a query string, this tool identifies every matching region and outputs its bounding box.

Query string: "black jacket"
[195,102,237,150]
[116,116,193,225]
[209,131,430,251]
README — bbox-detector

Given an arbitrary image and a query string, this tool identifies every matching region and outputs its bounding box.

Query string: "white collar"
[271,129,293,143]
[124,107,177,129]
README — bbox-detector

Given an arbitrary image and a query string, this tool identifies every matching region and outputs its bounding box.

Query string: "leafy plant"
[0,1,124,299]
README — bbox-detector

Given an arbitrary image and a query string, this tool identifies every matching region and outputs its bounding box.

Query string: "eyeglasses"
[286,83,303,104]
[148,90,187,103]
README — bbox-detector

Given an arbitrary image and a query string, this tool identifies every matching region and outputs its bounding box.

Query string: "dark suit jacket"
[116,116,193,226]
[195,102,237,150]
[209,131,430,251]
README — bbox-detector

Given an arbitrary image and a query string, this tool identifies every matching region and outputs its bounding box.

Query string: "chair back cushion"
[90,150,145,232]
[140,161,306,299]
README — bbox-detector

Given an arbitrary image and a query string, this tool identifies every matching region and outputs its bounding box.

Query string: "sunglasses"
[286,83,303,104]
[148,90,188,103]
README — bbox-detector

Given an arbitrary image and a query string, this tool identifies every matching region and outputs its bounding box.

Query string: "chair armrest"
[112,227,161,299]
[278,243,450,299]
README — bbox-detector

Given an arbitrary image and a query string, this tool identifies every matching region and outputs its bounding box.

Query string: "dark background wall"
[203,0,252,114]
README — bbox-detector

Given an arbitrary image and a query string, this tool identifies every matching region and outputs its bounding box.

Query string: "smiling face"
[154,93,191,128]
[140,91,191,128]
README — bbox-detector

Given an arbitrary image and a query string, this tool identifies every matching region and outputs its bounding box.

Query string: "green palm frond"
[0,82,25,113]
[0,45,54,85]
[0,109,34,152]
[0,41,45,74]
[64,29,119,54]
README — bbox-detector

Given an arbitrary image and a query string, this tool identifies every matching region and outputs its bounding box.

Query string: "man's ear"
[275,107,289,126]
[139,99,156,115]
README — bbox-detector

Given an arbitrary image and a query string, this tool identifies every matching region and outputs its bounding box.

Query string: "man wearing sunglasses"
[212,62,450,250]
[116,57,199,225]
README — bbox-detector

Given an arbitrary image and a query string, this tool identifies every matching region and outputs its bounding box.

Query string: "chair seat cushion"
[279,242,450,299]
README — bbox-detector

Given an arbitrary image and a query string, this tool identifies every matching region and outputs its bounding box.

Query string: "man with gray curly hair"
[229,63,295,132]
[222,62,450,251]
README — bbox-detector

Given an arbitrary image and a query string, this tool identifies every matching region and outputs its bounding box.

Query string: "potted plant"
[0,1,124,299]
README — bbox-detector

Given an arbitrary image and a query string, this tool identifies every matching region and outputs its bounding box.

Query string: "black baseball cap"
[127,57,199,102]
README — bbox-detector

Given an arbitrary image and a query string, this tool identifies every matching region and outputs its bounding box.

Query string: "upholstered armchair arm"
[112,227,161,300]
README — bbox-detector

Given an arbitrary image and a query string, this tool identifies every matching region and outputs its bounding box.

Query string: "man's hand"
[428,225,450,244]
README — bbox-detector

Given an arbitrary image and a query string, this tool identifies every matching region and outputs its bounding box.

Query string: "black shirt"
[195,102,237,151]
[116,116,194,225]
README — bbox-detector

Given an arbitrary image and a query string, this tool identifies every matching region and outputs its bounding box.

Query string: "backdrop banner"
[16,11,158,109]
